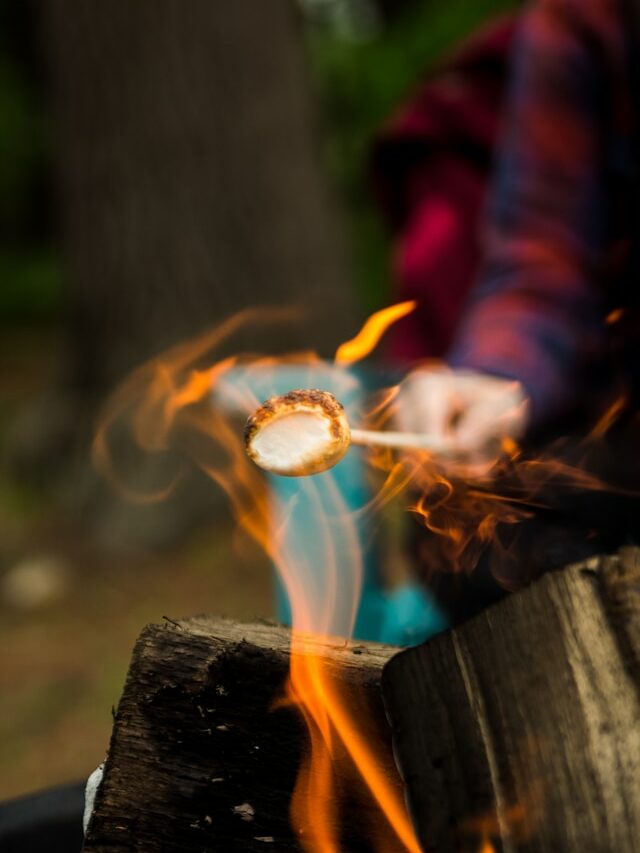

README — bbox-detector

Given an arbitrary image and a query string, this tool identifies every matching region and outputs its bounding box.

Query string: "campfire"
[85,303,640,852]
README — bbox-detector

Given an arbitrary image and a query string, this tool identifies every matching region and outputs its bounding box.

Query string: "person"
[372,0,640,618]
[394,0,640,462]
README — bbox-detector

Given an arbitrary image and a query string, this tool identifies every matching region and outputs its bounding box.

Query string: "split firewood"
[83,617,403,852]
[84,550,640,852]
[382,547,640,853]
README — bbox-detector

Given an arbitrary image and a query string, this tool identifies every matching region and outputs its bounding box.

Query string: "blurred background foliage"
[304,0,518,310]
[0,0,60,327]
[0,0,521,328]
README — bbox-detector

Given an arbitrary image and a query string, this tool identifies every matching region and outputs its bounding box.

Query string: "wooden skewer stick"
[349,428,451,454]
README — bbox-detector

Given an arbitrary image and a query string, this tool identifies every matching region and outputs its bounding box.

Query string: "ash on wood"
[83,617,403,852]
[382,547,640,853]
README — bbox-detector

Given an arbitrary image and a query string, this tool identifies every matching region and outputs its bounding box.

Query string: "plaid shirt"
[448,0,638,428]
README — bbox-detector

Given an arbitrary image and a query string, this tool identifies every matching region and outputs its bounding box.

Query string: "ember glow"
[460,769,545,852]
[94,301,619,852]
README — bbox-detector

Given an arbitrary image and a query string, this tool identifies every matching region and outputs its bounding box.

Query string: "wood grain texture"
[83,617,403,852]
[382,550,640,853]
[45,0,356,391]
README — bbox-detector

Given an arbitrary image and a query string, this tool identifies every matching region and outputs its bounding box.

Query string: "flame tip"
[334,300,418,366]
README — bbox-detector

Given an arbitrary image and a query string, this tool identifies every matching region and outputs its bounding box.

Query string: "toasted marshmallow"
[245,389,350,476]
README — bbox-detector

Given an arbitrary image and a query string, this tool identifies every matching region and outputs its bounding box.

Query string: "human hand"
[395,366,530,469]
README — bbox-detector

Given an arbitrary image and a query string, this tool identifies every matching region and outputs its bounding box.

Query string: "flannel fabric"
[447,0,637,427]
[371,16,517,362]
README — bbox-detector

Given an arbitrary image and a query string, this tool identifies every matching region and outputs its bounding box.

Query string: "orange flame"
[287,641,422,853]
[94,306,422,853]
[334,300,417,365]
[94,303,624,852]
[356,375,629,592]
[588,394,627,440]
[605,306,625,325]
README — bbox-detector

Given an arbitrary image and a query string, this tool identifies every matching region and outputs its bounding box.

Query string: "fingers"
[396,368,457,440]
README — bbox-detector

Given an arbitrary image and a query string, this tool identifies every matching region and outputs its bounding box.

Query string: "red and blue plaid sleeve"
[447,0,628,427]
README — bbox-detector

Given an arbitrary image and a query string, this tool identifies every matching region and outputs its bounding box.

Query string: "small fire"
[94,303,422,851]
[94,301,620,852]
[588,393,628,440]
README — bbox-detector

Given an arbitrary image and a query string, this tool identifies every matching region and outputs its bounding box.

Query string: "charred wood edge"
[176,614,400,669]
[381,547,640,853]
[83,616,402,852]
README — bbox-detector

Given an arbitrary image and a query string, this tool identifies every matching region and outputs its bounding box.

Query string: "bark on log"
[83,617,403,852]
[382,547,640,853]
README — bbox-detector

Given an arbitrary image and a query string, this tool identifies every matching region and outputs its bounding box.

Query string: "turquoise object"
[215,363,448,646]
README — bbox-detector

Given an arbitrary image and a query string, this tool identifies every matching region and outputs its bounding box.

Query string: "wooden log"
[83,617,403,852]
[382,548,640,853]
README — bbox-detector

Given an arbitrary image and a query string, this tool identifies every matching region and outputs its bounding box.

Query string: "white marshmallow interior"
[250,411,334,473]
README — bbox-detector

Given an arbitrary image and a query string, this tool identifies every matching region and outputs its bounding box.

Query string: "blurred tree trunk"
[18,1,358,549]
[45,0,356,394]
